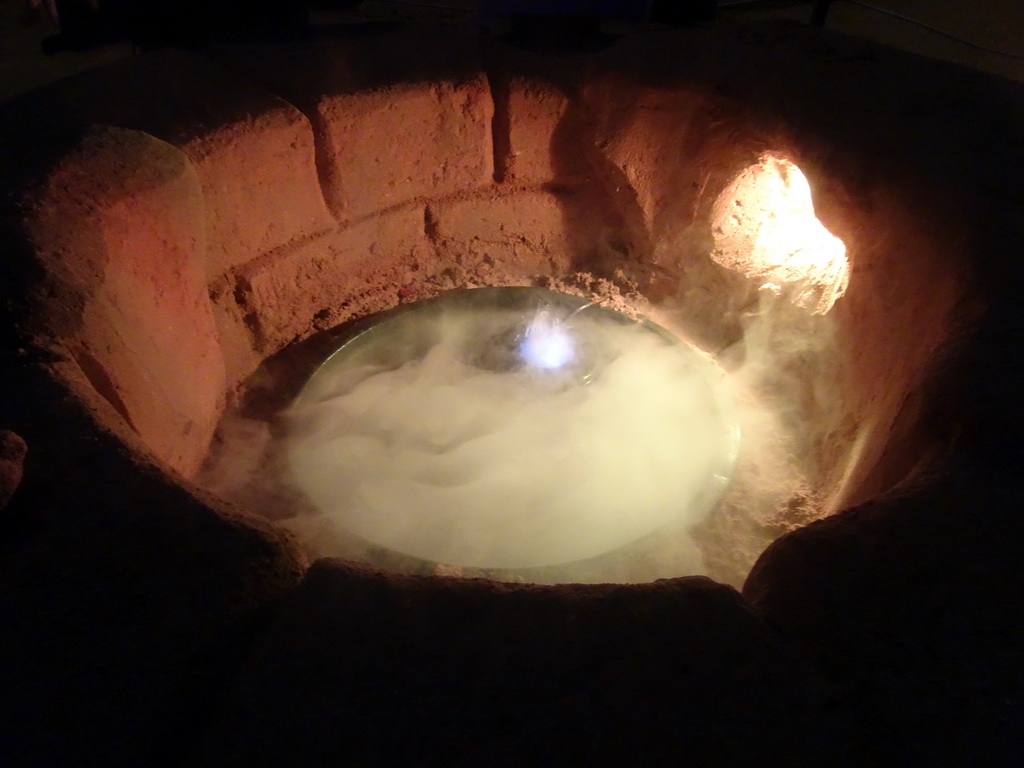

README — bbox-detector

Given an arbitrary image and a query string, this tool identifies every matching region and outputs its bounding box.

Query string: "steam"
[647,153,854,580]
[281,304,737,572]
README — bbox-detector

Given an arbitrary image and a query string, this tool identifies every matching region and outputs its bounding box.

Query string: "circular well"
[284,287,740,571]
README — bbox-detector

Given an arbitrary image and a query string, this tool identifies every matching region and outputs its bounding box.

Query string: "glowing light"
[710,153,849,314]
[519,309,575,369]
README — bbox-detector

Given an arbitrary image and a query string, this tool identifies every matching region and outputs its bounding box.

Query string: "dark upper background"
[1,0,1022,103]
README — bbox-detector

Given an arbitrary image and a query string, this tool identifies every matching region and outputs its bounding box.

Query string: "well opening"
[189,126,960,587]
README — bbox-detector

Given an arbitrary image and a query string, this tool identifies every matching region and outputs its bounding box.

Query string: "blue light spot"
[520,311,575,369]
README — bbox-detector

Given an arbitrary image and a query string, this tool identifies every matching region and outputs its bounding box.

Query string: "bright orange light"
[710,154,849,314]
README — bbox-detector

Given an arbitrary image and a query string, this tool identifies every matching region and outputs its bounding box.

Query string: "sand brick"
[12,127,224,477]
[208,277,264,392]
[41,48,335,279]
[427,189,574,277]
[483,41,654,269]
[240,206,429,354]
[504,77,574,184]
[483,36,598,186]
[582,75,715,236]
[210,24,493,222]
[318,77,492,220]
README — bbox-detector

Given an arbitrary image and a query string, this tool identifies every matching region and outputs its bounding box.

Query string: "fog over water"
[281,298,738,571]
[197,284,844,585]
